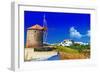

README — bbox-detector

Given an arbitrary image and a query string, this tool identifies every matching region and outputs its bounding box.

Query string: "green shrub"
[68,44,90,53]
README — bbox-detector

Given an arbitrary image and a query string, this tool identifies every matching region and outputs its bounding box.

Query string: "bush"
[68,44,90,53]
[34,47,53,51]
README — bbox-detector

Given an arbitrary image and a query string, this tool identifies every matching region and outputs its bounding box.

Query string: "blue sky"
[24,11,90,44]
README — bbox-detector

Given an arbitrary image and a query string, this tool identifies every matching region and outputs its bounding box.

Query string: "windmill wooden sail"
[43,14,48,43]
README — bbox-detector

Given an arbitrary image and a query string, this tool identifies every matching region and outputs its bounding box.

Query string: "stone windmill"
[26,14,48,48]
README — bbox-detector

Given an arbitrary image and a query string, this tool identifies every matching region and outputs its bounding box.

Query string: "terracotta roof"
[28,24,45,30]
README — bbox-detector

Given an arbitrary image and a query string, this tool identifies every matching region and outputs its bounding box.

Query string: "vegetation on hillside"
[54,46,78,53]
[53,44,90,59]
[68,44,90,53]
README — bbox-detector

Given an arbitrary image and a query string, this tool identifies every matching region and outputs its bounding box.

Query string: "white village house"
[59,39,74,46]
[74,42,89,45]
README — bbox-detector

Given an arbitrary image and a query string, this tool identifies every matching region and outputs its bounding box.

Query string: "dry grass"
[59,52,90,60]
[54,46,90,59]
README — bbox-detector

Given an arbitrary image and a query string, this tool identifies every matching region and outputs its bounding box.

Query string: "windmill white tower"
[43,14,48,44]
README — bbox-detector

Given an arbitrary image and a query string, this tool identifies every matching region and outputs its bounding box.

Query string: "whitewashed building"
[59,39,74,46]
[74,42,89,45]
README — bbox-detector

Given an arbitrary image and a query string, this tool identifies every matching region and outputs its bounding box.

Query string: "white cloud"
[69,27,82,38]
[87,30,90,37]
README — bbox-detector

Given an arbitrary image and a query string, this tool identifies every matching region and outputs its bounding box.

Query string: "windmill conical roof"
[28,24,45,30]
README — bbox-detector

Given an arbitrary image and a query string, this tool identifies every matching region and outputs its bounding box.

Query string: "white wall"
[0,0,100,73]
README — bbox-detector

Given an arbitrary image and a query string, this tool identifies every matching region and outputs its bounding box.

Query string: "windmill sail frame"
[43,14,48,43]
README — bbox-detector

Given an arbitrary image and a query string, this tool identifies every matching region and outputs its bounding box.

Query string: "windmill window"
[34,30,36,33]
